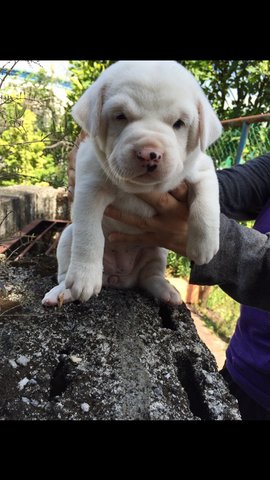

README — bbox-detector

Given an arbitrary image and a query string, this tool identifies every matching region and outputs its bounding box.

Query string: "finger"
[169,182,188,202]
[136,191,179,213]
[104,205,151,230]
[108,231,156,246]
[68,185,74,201]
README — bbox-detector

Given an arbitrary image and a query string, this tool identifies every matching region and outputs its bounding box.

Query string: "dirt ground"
[189,310,227,370]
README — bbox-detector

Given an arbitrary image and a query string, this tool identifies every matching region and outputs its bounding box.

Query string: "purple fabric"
[226,198,270,410]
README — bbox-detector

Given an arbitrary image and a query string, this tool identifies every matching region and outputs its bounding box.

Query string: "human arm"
[190,213,270,311]
[190,153,270,310]
[218,153,270,220]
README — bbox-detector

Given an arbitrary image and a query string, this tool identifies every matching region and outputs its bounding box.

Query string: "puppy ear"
[72,81,105,137]
[187,114,200,153]
[198,94,222,151]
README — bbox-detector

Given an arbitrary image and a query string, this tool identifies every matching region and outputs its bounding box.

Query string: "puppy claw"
[42,283,74,307]
[57,292,65,308]
[65,263,103,302]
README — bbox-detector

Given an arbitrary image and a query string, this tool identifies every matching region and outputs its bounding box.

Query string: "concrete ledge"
[0,259,241,421]
[0,186,69,239]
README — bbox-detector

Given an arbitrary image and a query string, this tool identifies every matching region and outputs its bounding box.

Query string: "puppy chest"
[103,245,142,276]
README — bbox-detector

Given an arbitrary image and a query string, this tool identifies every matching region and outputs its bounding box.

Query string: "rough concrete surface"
[0,257,240,421]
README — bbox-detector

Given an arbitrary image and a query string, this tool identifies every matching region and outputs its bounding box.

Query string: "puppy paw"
[42,282,74,307]
[142,276,182,305]
[159,281,182,305]
[187,229,219,265]
[65,262,103,302]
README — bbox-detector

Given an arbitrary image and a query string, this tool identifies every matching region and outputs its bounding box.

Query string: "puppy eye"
[115,113,127,120]
[173,119,185,129]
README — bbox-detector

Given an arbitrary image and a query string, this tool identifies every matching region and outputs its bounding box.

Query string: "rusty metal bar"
[0,219,42,254]
[14,222,58,260]
[0,219,69,259]
[45,231,61,255]
[222,113,270,129]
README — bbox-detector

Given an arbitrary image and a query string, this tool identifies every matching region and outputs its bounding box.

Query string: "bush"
[0,109,59,186]
[166,251,191,279]
[0,68,71,188]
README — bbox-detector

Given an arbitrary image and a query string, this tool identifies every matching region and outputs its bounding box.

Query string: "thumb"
[170,182,188,202]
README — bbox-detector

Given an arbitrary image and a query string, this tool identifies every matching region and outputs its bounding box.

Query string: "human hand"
[104,183,189,256]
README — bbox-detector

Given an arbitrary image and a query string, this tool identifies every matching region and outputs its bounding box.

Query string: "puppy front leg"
[65,188,114,302]
[186,154,220,265]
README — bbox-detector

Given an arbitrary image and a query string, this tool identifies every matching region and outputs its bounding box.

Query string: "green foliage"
[0,109,59,185]
[208,127,242,169]
[0,61,115,188]
[167,251,191,279]
[181,60,270,120]
[208,121,270,169]
[0,66,70,187]
[68,61,112,104]
[243,122,270,161]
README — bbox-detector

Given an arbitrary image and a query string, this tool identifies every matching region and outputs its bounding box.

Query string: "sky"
[0,60,70,80]
[0,60,71,104]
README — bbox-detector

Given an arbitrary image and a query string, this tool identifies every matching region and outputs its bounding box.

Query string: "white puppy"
[42,61,222,307]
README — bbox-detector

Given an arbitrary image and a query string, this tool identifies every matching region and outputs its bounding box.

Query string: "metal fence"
[207,113,270,169]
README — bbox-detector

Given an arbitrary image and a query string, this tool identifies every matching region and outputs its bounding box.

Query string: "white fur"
[42,61,222,307]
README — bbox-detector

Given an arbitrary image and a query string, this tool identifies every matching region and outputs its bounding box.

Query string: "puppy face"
[72,61,222,193]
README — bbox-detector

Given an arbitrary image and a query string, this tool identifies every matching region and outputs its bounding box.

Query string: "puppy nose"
[136,147,163,163]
